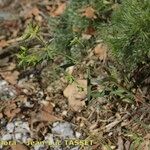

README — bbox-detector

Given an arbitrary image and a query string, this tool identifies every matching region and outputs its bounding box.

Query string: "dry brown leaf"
[0,113,3,119]
[140,134,150,150]
[63,79,87,111]
[11,143,29,150]
[4,103,21,119]
[24,7,40,18]
[41,101,53,113]
[82,27,96,40]
[0,40,8,48]
[85,26,95,35]
[51,3,66,17]
[81,6,97,19]
[94,43,107,62]
[32,111,61,122]
[0,70,19,85]
[31,100,61,123]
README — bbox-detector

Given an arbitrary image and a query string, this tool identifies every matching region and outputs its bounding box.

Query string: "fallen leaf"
[0,70,19,85]
[63,79,87,111]
[84,26,95,35]
[32,111,61,122]
[11,143,29,150]
[140,134,150,150]
[41,101,54,113]
[82,27,95,40]
[81,6,97,19]
[93,43,107,62]
[0,40,8,48]
[31,100,61,123]
[4,103,21,119]
[0,113,3,119]
[51,3,66,17]
[24,7,40,18]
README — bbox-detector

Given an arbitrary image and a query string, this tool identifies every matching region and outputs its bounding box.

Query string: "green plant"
[125,131,147,150]
[17,23,50,67]
[89,65,135,103]
[18,1,116,67]
[103,0,150,73]
[48,0,116,62]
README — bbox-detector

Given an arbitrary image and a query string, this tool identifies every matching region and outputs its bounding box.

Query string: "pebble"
[0,80,7,86]
[6,122,15,133]
[22,136,31,143]
[1,120,31,145]
[24,101,34,108]
[14,120,23,126]
[2,133,12,141]
[44,133,54,144]
[14,132,22,140]
[0,80,17,100]
[34,144,46,150]
[52,122,74,138]
[22,122,30,131]
[75,132,81,138]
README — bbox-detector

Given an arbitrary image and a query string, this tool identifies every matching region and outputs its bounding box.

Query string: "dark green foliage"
[103,0,150,72]
[48,0,116,62]
[19,0,150,78]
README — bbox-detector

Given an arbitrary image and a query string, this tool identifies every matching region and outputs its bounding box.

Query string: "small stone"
[0,80,7,86]
[14,133,22,140]
[75,132,81,138]
[53,122,59,127]
[22,89,29,94]
[45,134,54,145]
[62,110,67,116]
[15,127,27,133]
[37,91,44,98]
[9,91,15,97]
[6,122,15,133]
[2,133,12,141]
[22,137,31,143]
[22,122,30,131]
[0,118,7,127]
[108,132,113,136]
[34,144,45,150]
[29,74,34,78]
[52,122,74,138]
[66,66,74,75]
[25,101,34,108]
[14,121,23,126]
